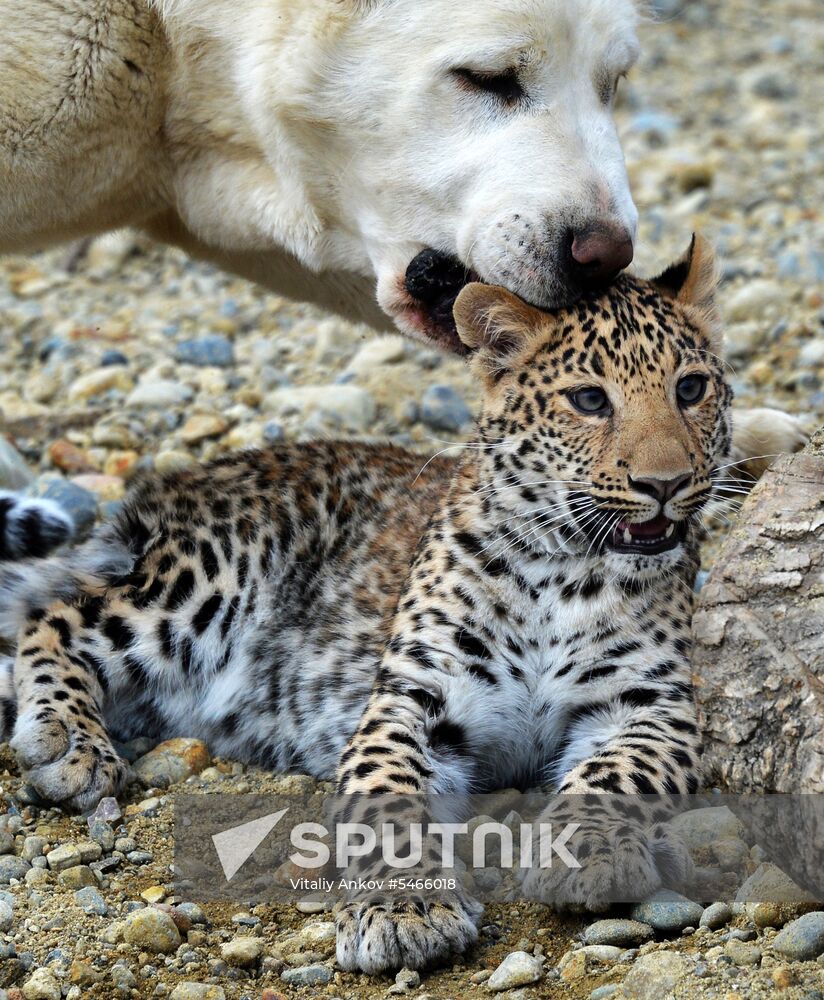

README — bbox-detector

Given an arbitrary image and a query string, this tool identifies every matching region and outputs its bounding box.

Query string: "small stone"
[621,951,691,1000]
[0,857,31,883]
[262,421,285,444]
[71,474,125,501]
[590,987,620,1000]
[169,987,226,1000]
[630,890,704,933]
[123,907,182,954]
[298,922,336,950]
[700,902,732,930]
[220,938,263,968]
[180,414,229,443]
[753,902,786,928]
[132,738,211,788]
[420,385,473,433]
[772,911,824,961]
[395,968,420,989]
[154,450,196,474]
[127,380,194,409]
[88,821,115,852]
[69,961,103,986]
[89,797,122,825]
[141,886,166,904]
[48,440,95,474]
[68,367,133,402]
[100,349,130,367]
[559,951,588,981]
[771,967,796,990]
[175,336,235,367]
[279,965,333,986]
[0,438,35,491]
[266,385,377,432]
[0,832,13,855]
[175,903,207,925]
[486,951,543,991]
[103,450,140,478]
[126,850,154,865]
[734,863,816,916]
[21,968,61,1000]
[58,865,96,889]
[74,887,107,915]
[345,335,407,374]
[583,919,654,947]
[0,900,13,931]
[295,900,326,914]
[724,939,761,966]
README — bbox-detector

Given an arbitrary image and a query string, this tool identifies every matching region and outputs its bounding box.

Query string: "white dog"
[1,0,640,348]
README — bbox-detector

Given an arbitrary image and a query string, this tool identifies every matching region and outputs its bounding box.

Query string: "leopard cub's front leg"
[11,605,127,810]
[333,687,482,974]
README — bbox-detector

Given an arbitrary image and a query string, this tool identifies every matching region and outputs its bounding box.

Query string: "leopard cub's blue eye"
[568,386,610,415]
[676,374,708,406]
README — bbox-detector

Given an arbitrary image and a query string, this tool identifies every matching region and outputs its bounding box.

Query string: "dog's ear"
[453,284,543,375]
[650,233,722,345]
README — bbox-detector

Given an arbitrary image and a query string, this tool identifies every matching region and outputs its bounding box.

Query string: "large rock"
[693,428,824,793]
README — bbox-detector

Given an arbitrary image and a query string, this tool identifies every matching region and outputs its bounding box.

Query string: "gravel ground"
[1,0,823,997]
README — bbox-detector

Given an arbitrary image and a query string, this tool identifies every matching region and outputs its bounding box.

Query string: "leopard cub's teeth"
[623,527,633,545]
[665,524,674,538]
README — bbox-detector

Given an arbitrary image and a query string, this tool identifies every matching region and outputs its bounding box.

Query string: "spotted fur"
[0,239,802,971]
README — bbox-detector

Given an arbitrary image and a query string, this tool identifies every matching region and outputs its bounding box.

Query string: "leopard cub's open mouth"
[607,513,686,555]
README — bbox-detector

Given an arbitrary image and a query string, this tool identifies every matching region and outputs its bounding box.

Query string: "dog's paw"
[730,407,809,480]
[335,890,481,973]
[11,708,127,810]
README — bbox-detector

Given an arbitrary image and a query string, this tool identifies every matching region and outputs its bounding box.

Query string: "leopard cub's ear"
[453,283,544,375]
[651,233,722,345]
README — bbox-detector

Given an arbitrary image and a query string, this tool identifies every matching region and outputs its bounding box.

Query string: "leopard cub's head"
[453,235,733,575]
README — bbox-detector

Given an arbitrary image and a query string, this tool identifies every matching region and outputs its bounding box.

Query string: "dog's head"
[332,0,641,349]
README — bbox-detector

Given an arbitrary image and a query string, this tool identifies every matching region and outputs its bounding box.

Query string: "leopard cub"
[0,237,795,972]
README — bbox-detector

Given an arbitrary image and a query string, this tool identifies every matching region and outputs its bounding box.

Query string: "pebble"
[71,473,125,501]
[583,919,654,947]
[266,384,377,431]
[590,987,621,1000]
[0,900,13,931]
[772,911,824,961]
[345,335,407,374]
[0,438,35,490]
[0,832,13,855]
[68,366,133,402]
[132,738,211,787]
[724,938,762,966]
[0,856,31,883]
[621,951,691,1000]
[74,886,108,915]
[279,964,333,986]
[700,902,733,929]
[180,414,229,443]
[219,938,263,967]
[58,865,97,889]
[21,968,61,1000]
[127,380,195,409]
[262,420,285,443]
[485,951,543,991]
[100,349,130,367]
[122,907,182,953]
[175,902,208,925]
[724,280,783,323]
[89,797,123,824]
[420,384,473,433]
[672,806,744,850]
[630,890,704,933]
[169,987,226,1000]
[154,450,196,474]
[175,336,235,367]
[88,821,115,852]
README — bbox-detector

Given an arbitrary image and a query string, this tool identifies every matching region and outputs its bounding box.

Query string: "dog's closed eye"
[453,67,524,105]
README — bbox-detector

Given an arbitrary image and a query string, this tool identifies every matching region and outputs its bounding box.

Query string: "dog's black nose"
[569,225,634,287]
[629,472,693,503]
[405,249,470,305]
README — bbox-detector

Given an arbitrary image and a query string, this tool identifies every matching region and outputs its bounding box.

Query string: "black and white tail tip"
[0,492,75,561]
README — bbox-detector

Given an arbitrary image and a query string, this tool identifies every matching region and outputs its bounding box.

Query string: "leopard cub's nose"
[629,472,693,503]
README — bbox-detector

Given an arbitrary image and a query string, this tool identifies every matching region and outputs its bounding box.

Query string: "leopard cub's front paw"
[11,707,127,811]
[335,888,482,973]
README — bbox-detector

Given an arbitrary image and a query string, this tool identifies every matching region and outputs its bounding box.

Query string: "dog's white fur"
[0,0,640,335]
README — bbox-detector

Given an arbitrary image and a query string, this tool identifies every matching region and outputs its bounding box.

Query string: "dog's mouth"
[606,514,686,556]
[402,249,480,353]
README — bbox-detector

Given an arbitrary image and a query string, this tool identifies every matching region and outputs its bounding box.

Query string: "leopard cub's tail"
[0,516,137,640]
[0,491,75,561]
